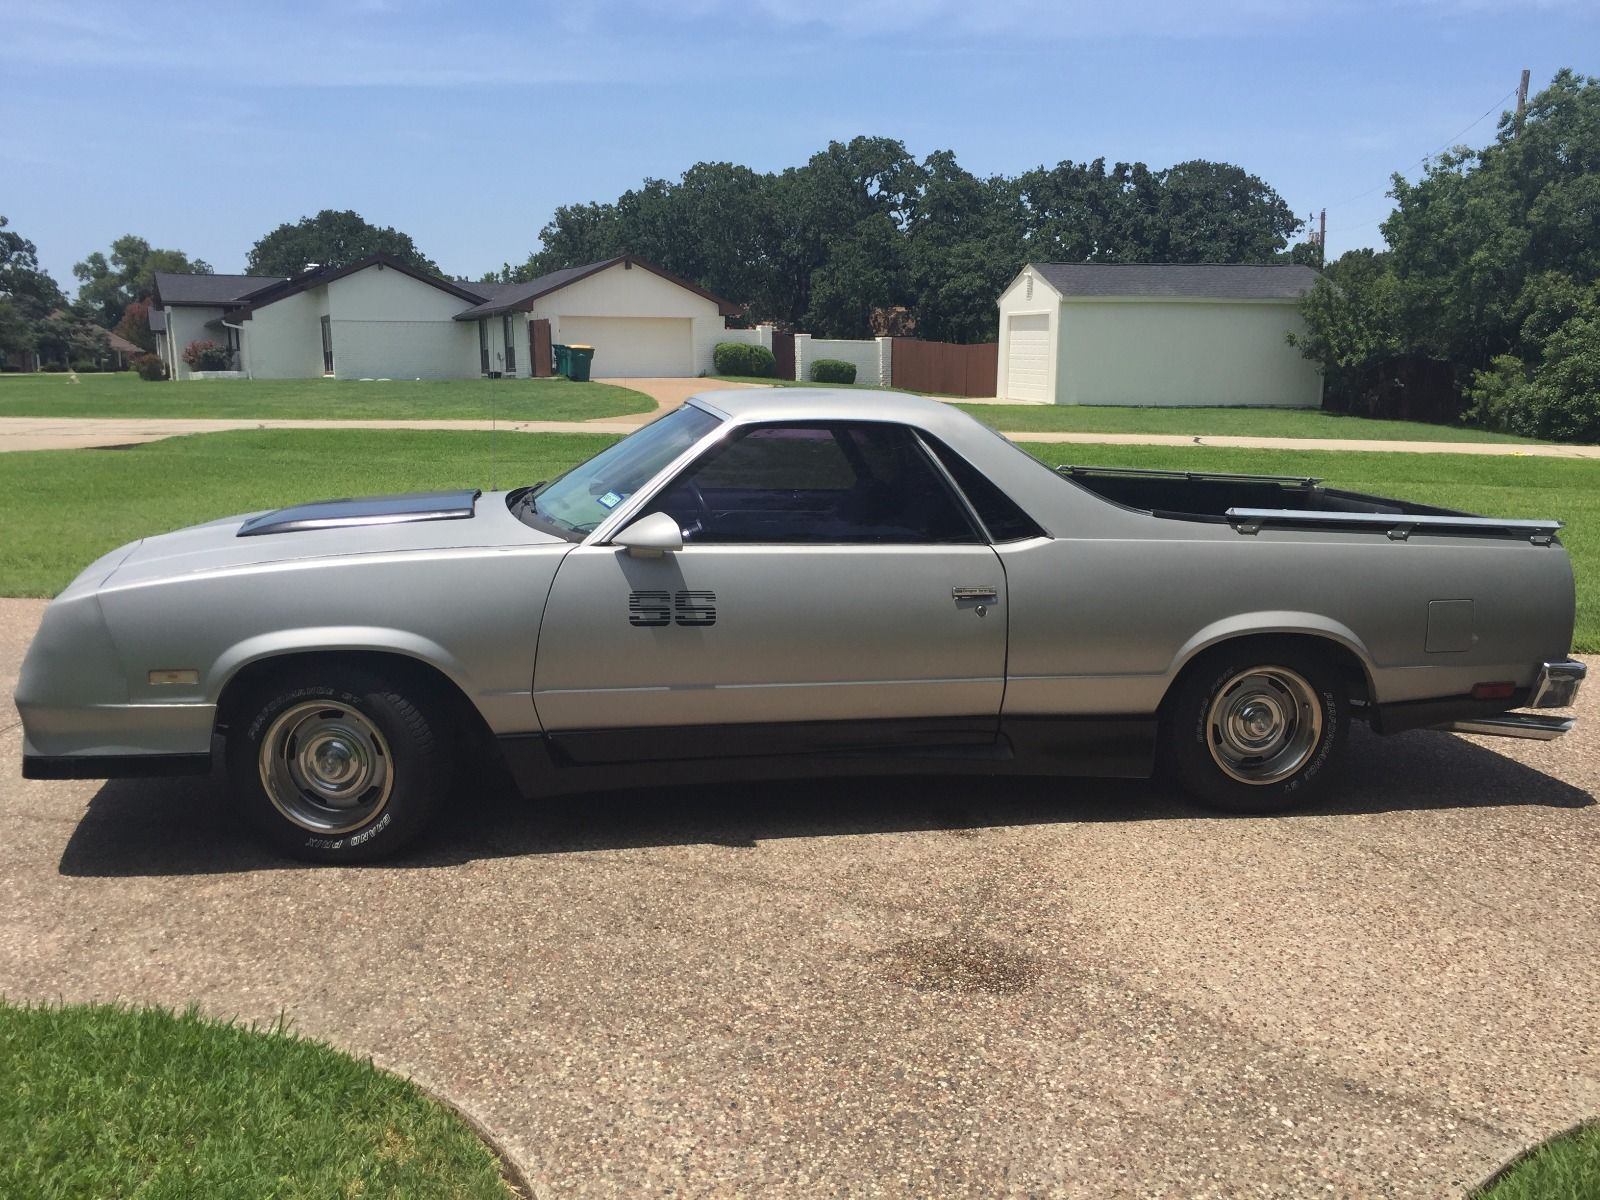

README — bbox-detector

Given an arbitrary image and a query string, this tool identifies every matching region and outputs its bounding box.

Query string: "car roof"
[686,387,955,426]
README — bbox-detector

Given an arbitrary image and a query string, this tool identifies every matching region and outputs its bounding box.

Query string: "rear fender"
[1168,611,1376,694]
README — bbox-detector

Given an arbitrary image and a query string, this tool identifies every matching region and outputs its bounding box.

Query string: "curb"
[1467,1117,1597,1197]
[375,1059,540,1200]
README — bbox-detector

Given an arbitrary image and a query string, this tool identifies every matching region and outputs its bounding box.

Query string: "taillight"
[1470,681,1517,701]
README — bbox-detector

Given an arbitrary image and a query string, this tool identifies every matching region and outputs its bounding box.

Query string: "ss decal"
[629,590,717,628]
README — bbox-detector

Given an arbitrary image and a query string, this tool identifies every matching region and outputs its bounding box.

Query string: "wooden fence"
[890,337,998,397]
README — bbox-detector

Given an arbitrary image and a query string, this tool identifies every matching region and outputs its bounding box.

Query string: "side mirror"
[612,511,683,557]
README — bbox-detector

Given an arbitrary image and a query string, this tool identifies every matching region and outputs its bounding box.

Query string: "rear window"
[926,438,1046,541]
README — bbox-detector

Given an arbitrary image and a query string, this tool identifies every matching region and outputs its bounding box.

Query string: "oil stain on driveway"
[2,598,1597,1197]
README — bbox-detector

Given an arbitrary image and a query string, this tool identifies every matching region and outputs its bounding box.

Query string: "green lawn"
[0,1001,508,1198]
[1477,1123,1600,1199]
[962,402,1544,444]
[0,370,654,422]
[1,428,618,597]
[0,428,1591,650]
[709,377,1549,444]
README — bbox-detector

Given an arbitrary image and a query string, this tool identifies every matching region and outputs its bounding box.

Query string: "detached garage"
[455,256,741,379]
[996,263,1323,407]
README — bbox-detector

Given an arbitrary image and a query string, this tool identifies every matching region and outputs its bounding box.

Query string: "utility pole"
[1318,208,1326,265]
[1515,68,1530,136]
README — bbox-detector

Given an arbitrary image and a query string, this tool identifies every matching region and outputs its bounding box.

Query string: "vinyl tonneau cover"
[1058,465,1562,541]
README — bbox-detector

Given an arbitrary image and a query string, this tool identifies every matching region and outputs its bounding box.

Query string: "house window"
[502,315,516,374]
[320,315,333,374]
[479,321,490,374]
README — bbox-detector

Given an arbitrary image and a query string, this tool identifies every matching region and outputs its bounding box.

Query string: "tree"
[1288,249,1402,411]
[906,151,1024,341]
[247,210,441,278]
[35,310,111,369]
[72,236,212,328]
[1142,160,1303,262]
[0,298,37,368]
[1293,68,1600,437]
[499,137,1310,339]
[1,215,65,319]
[113,299,157,352]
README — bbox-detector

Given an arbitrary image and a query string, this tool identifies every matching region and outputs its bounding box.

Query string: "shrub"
[41,361,67,372]
[1468,306,1600,444]
[713,341,777,378]
[181,339,232,371]
[810,358,856,385]
[133,353,167,381]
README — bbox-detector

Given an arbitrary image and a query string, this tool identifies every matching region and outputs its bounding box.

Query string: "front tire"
[228,668,452,862]
[1163,642,1349,814]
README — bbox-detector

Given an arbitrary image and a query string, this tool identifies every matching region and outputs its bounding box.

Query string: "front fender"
[207,626,477,706]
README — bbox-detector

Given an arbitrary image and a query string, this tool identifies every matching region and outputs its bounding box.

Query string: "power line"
[1325,84,1518,211]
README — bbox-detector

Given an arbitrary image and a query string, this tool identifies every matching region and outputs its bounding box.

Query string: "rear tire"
[1162,641,1349,814]
[227,668,451,863]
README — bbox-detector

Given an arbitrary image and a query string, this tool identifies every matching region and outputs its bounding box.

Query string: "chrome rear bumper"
[1531,659,1586,709]
[1442,713,1575,741]
[1436,660,1583,741]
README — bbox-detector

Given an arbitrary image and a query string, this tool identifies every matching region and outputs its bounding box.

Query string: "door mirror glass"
[613,511,684,557]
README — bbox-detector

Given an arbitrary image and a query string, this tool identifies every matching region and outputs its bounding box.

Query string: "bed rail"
[1225,507,1563,542]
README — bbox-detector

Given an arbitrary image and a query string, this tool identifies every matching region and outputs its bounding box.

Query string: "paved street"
[2,597,1596,1197]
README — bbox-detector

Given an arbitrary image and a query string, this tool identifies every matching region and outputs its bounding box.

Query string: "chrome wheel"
[1205,666,1323,786]
[258,700,394,834]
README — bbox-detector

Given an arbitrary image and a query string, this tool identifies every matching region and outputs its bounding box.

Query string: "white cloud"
[0,0,1587,88]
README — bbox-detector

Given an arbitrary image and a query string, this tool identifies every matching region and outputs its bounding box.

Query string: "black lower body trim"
[23,752,213,781]
[497,714,1158,797]
[1371,690,1530,736]
[549,715,999,766]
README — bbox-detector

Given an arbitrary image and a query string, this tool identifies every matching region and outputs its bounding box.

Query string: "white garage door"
[558,316,694,378]
[1005,313,1052,402]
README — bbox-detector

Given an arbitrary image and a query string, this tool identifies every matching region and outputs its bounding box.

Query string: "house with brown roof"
[150,253,740,381]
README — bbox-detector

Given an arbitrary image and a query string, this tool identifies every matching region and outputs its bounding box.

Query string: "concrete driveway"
[594,376,766,416]
[2,596,1596,1198]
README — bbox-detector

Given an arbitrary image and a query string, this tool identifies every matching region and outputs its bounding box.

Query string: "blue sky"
[2,0,1592,291]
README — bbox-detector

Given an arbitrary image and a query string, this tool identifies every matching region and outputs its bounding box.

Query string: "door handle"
[951,587,998,601]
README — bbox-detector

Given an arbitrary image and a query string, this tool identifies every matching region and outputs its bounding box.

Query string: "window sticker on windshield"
[597,491,622,510]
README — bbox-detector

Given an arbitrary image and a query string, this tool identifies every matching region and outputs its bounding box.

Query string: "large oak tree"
[73,235,212,329]
[498,137,1304,340]
[247,210,440,279]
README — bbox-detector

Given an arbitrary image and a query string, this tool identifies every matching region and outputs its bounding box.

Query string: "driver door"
[532,421,1007,762]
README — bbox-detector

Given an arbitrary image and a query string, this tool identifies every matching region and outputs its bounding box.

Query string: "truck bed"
[1057,466,1562,541]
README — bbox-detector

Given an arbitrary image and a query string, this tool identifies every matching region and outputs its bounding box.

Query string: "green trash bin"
[567,344,595,383]
[552,344,571,378]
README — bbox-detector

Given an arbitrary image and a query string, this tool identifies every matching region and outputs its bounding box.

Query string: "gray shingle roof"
[147,307,166,332]
[1031,263,1320,301]
[452,263,615,319]
[152,272,285,306]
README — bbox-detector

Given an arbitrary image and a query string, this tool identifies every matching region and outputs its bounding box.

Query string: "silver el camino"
[18,390,1584,861]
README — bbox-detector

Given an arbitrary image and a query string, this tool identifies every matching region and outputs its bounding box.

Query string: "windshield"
[518,405,721,536]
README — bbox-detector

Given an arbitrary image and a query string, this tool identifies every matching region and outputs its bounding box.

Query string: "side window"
[647,423,980,545]
[925,437,1046,542]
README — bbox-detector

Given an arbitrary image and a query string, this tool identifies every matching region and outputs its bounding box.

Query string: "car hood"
[92,489,567,591]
